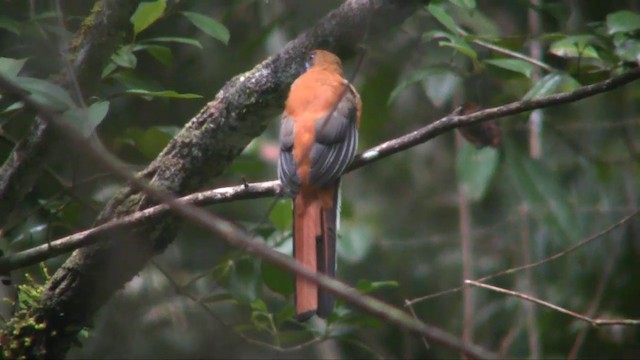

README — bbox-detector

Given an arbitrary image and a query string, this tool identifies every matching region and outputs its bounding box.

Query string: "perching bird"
[278,49,361,321]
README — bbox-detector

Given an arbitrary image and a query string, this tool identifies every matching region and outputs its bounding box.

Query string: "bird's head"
[305,49,343,76]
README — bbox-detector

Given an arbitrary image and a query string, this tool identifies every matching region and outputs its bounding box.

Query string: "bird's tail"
[293,184,338,321]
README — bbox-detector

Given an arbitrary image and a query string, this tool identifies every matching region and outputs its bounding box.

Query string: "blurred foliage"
[1,0,640,358]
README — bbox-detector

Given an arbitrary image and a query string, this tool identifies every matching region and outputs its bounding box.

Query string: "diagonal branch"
[2,2,638,357]
[406,209,640,306]
[0,1,427,358]
[350,66,640,170]
[3,16,639,360]
[2,66,640,272]
[465,280,640,327]
[0,181,279,272]
[0,68,497,360]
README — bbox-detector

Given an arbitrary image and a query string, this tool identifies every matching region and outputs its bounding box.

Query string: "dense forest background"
[1,0,640,358]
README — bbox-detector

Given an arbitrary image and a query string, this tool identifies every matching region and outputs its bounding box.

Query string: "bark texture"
[2,0,424,358]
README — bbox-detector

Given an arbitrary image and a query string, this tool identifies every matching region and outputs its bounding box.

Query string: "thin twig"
[152,260,326,352]
[568,194,628,358]
[350,67,640,171]
[465,280,640,327]
[0,181,279,272]
[151,260,227,326]
[455,27,554,72]
[567,245,619,359]
[472,37,554,72]
[406,209,640,306]
[405,299,430,350]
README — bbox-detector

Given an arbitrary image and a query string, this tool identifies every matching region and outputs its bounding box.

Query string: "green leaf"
[549,35,600,59]
[253,224,277,241]
[439,38,478,61]
[505,138,578,243]
[606,10,640,34]
[125,89,202,99]
[269,199,292,231]
[613,36,640,62]
[523,72,563,100]
[274,305,296,326]
[111,45,137,69]
[0,57,28,77]
[58,201,83,226]
[125,126,174,159]
[61,101,110,138]
[421,29,454,43]
[449,0,476,9]
[131,0,167,36]
[86,101,110,133]
[250,298,268,312]
[427,3,459,33]
[456,141,499,201]
[142,36,203,49]
[355,279,399,294]
[134,44,173,65]
[261,260,294,297]
[17,77,75,111]
[181,11,230,45]
[388,68,438,105]
[275,330,314,344]
[136,127,171,159]
[558,74,581,92]
[422,68,462,107]
[31,11,57,21]
[250,309,272,332]
[153,125,181,137]
[1,101,24,115]
[101,62,117,79]
[228,258,262,303]
[0,16,21,35]
[484,58,534,78]
[112,71,163,91]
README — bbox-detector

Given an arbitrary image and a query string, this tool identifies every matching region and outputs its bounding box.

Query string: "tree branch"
[3,1,639,357]
[465,280,640,327]
[350,66,640,170]
[0,181,279,272]
[406,208,640,306]
[0,65,497,360]
[3,66,640,273]
[0,1,426,358]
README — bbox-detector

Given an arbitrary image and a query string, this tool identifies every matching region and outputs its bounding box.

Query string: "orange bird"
[278,50,361,321]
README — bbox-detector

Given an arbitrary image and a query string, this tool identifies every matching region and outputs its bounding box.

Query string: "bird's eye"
[304,52,316,70]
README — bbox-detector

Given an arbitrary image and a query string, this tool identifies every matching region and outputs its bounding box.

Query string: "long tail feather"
[293,183,339,321]
[293,194,319,321]
[317,182,339,318]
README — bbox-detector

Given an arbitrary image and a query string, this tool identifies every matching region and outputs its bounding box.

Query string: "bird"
[277,49,361,321]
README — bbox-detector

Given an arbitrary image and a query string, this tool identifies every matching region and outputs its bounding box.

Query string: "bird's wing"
[278,114,300,196]
[308,85,359,188]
